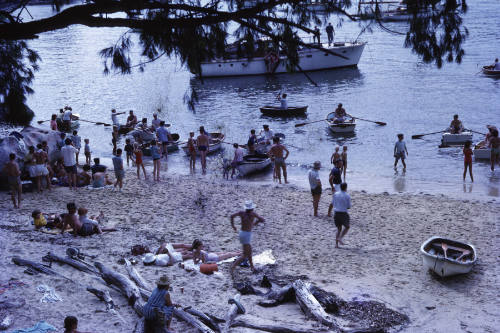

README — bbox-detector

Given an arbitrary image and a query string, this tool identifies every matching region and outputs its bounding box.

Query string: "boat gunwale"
[420,236,477,265]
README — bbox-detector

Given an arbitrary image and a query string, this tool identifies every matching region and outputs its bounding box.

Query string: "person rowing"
[277,93,288,109]
[448,114,464,134]
[333,103,350,123]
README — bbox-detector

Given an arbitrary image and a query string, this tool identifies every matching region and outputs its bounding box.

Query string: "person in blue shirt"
[327,182,351,248]
[143,275,179,331]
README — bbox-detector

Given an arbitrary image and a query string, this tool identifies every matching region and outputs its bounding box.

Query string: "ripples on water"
[5,2,500,200]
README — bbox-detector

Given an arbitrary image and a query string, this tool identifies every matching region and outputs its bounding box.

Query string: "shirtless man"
[230,200,265,275]
[34,143,51,192]
[197,126,210,174]
[61,202,101,237]
[126,110,138,127]
[449,114,463,134]
[267,137,289,184]
[334,103,347,123]
[489,129,500,171]
[3,153,22,208]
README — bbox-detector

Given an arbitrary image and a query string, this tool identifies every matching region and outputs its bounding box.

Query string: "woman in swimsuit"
[150,140,161,181]
[463,141,473,182]
[330,146,343,168]
[341,146,348,180]
[187,132,196,171]
[191,239,241,264]
[132,143,147,179]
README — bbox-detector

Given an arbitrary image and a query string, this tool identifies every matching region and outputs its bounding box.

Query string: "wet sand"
[0,168,498,332]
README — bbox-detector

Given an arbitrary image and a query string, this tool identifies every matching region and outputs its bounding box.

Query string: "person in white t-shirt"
[61,138,78,190]
[259,125,274,144]
[278,93,288,109]
[493,58,500,70]
[394,133,408,170]
[151,112,161,130]
[231,143,244,178]
[111,109,126,127]
[308,161,322,217]
[62,107,72,130]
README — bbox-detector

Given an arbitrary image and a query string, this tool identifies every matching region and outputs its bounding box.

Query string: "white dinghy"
[420,236,477,277]
[441,132,473,146]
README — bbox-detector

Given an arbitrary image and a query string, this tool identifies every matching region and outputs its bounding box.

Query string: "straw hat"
[313,161,321,169]
[156,275,170,287]
[243,200,256,210]
[143,253,156,264]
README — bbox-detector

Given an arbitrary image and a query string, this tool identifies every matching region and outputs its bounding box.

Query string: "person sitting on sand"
[64,315,91,333]
[78,207,105,231]
[449,114,464,134]
[61,202,102,237]
[230,200,265,274]
[31,210,65,230]
[143,276,180,331]
[77,164,92,187]
[3,153,22,209]
[191,239,241,264]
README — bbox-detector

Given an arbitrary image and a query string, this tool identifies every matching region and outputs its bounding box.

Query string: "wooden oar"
[464,128,486,136]
[222,141,247,149]
[411,130,446,139]
[79,119,112,126]
[351,116,386,126]
[295,118,327,127]
[37,119,51,124]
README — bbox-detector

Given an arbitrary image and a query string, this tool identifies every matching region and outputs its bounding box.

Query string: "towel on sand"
[10,321,56,333]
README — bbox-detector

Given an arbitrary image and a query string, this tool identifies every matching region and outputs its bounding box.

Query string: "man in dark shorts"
[308,161,322,217]
[328,182,351,248]
[61,138,78,190]
[3,153,22,208]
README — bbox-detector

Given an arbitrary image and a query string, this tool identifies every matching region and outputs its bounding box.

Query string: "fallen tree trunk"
[258,283,295,307]
[87,287,126,323]
[173,308,215,333]
[95,262,141,307]
[293,280,338,329]
[46,252,99,275]
[11,257,71,280]
[221,294,242,333]
[231,314,329,333]
[124,259,153,291]
[184,307,221,332]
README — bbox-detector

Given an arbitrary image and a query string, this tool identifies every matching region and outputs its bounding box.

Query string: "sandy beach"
[0,168,498,332]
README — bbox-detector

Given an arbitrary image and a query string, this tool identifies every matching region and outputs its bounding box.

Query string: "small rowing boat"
[326,112,356,133]
[237,153,271,176]
[259,106,308,117]
[142,133,181,156]
[253,133,286,154]
[441,132,473,146]
[473,143,491,160]
[420,236,477,277]
[181,133,225,156]
[482,66,500,76]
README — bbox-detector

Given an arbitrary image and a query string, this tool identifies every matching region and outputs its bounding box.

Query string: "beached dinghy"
[142,133,180,156]
[482,66,500,76]
[326,112,356,133]
[473,146,491,160]
[441,132,473,146]
[420,236,477,277]
[181,133,225,156]
[237,153,271,176]
[260,106,308,117]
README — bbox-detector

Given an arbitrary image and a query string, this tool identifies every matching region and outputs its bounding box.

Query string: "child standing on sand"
[394,133,408,170]
[112,148,125,190]
[187,132,196,171]
[151,140,161,181]
[71,130,81,165]
[463,140,474,182]
[84,139,91,165]
[132,143,147,179]
[124,138,134,167]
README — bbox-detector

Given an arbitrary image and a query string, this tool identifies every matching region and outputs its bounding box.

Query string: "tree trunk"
[231,314,330,333]
[124,259,153,291]
[173,308,215,333]
[94,261,141,307]
[45,252,99,275]
[11,256,70,280]
[258,283,295,307]
[184,307,221,332]
[292,280,338,329]
[87,287,126,323]
[221,293,242,333]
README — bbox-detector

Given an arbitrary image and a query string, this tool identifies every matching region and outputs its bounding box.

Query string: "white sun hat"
[143,253,156,265]
[243,200,256,210]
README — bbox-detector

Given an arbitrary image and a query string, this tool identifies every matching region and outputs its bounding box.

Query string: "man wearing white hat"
[230,200,265,275]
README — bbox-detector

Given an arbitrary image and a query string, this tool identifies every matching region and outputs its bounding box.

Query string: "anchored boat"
[237,153,272,176]
[482,66,500,76]
[420,236,477,277]
[196,41,366,77]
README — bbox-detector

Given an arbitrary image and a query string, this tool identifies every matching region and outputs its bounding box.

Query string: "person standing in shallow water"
[230,200,265,275]
[197,126,210,174]
[394,133,408,170]
[463,140,473,182]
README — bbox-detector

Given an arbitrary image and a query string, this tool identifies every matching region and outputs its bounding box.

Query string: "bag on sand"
[131,244,150,256]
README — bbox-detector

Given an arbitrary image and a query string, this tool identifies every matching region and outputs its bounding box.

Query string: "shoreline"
[0,169,498,332]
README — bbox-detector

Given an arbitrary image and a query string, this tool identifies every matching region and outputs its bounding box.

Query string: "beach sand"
[0,169,498,332]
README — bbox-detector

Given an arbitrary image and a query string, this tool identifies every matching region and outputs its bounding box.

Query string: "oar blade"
[37,120,44,124]
[294,123,307,127]
[375,121,387,126]
[411,134,424,139]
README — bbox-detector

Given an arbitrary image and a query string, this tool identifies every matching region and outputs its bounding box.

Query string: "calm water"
[5,2,500,200]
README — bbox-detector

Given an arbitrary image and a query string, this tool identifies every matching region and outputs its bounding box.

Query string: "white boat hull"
[474,147,491,160]
[181,142,222,156]
[441,132,473,145]
[199,42,365,77]
[328,123,356,133]
[237,157,271,176]
[420,236,476,277]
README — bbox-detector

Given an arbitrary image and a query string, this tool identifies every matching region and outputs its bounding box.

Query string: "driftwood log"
[124,259,153,292]
[221,294,242,333]
[231,314,330,333]
[258,283,295,307]
[184,307,221,332]
[87,287,125,323]
[173,308,215,333]
[293,280,338,329]
[95,262,141,307]
[11,257,71,280]
[45,252,99,275]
